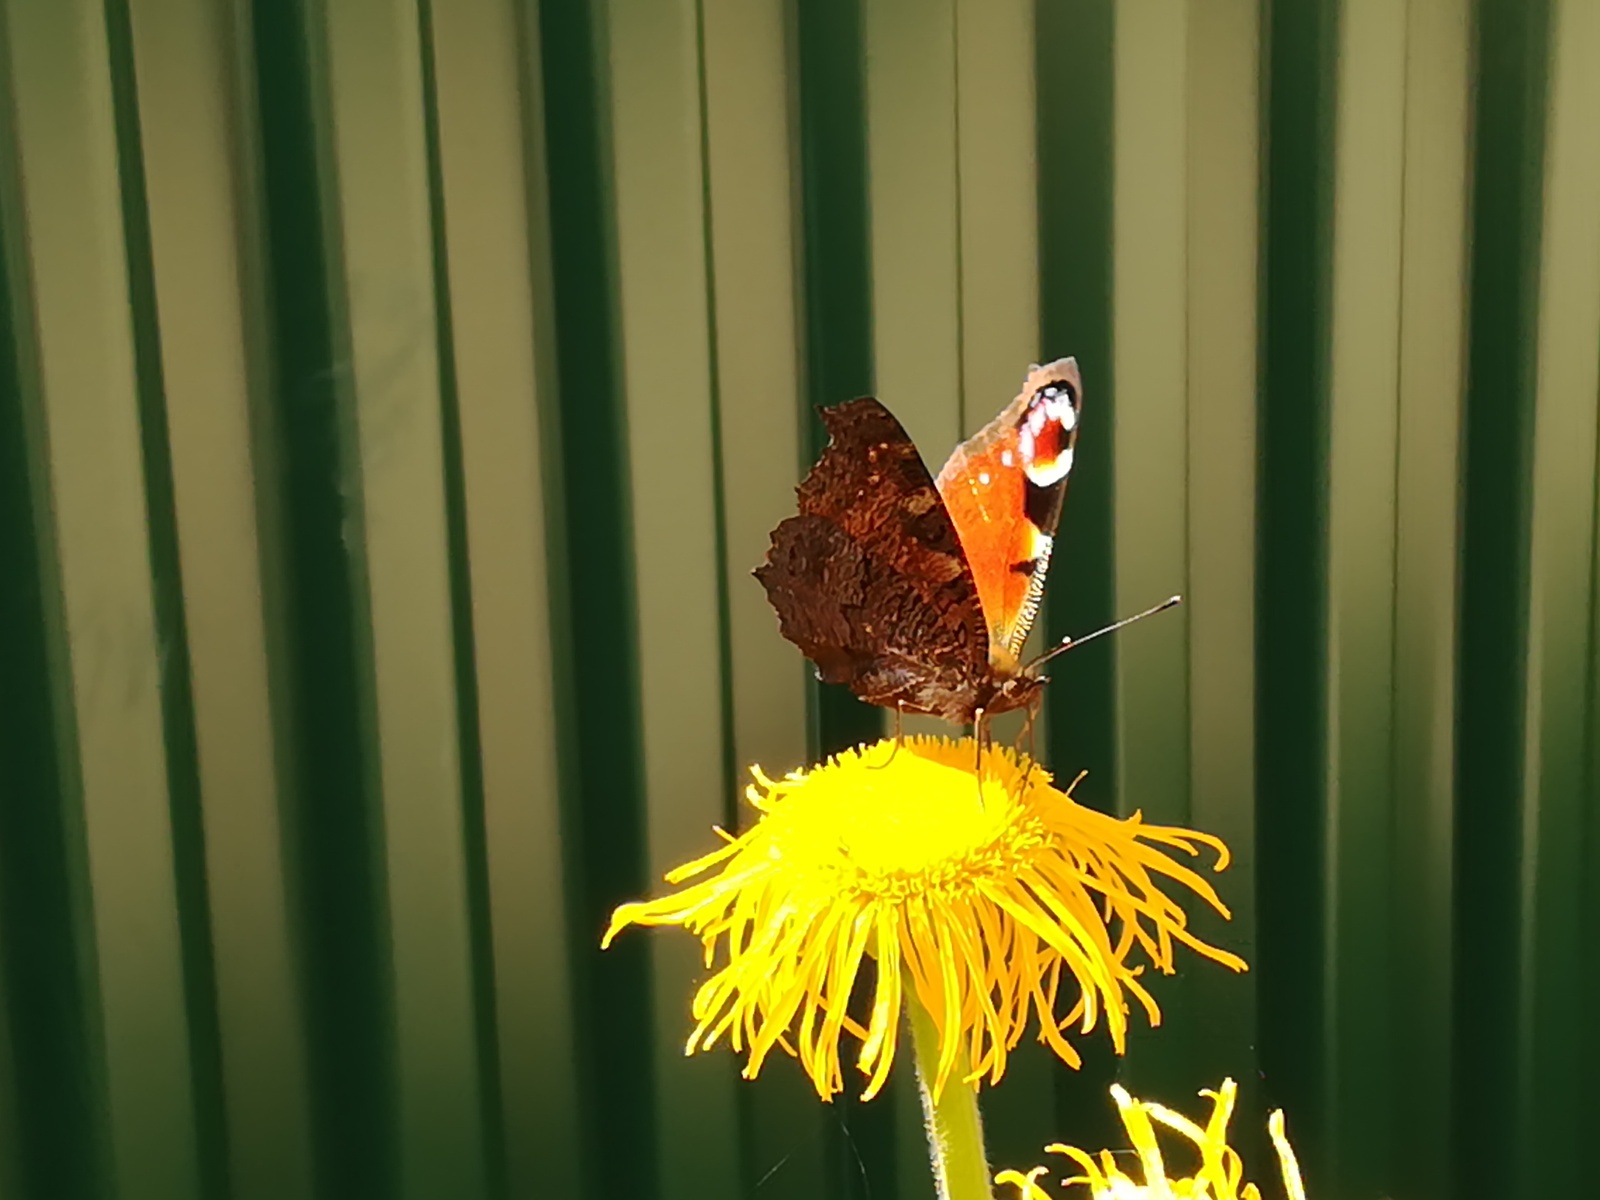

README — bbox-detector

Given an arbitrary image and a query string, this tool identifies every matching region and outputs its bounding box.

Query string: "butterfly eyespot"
[1034,381,1076,405]
[1023,380,1079,439]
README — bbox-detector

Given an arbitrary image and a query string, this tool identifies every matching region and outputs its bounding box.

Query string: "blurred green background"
[0,0,1596,1198]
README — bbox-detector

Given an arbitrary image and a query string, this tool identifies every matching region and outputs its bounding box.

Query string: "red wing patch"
[934,359,1083,664]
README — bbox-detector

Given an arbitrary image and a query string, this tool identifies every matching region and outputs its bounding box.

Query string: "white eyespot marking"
[1025,446,1073,486]
[1001,449,1014,467]
[978,471,991,486]
[1042,390,1075,425]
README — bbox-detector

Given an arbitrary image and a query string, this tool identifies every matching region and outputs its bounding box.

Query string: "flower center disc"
[777,739,1032,881]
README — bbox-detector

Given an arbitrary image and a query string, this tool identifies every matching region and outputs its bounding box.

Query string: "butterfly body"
[755,360,1083,726]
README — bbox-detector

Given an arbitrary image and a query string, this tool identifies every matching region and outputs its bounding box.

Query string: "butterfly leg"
[1009,695,1040,757]
[868,702,906,769]
[972,708,989,777]
[1015,693,1043,793]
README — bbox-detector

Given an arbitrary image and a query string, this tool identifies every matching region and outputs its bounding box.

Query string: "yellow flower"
[603,735,1245,1101]
[995,1078,1306,1200]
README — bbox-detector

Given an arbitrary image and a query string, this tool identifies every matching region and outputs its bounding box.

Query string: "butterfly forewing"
[753,398,992,722]
[934,359,1083,663]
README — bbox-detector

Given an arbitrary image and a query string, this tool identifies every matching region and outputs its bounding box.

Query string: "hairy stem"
[906,985,994,1200]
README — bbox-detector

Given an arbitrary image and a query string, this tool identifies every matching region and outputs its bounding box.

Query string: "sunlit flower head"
[996,1078,1306,1200]
[603,736,1245,1101]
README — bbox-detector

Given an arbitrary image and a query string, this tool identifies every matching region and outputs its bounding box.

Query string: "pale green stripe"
[699,0,829,1190]
[124,1,315,1196]
[1323,0,1406,1182]
[867,0,963,762]
[862,4,967,1184]
[1391,0,1470,1190]
[426,0,583,1195]
[954,0,1040,428]
[702,0,811,784]
[604,1,741,1196]
[1111,0,1193,1096]
[946,0,1061,1165]
[952,0,1050,753]
[320,1,487,1195]
[867,0,962,454]
[1516,0,1600,1178]
[1,0,201,1195]
[1183,0,1261,1090]
[1112,0,1190,827]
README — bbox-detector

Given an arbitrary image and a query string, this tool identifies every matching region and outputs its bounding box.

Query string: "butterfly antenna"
[1025,595,1182,671]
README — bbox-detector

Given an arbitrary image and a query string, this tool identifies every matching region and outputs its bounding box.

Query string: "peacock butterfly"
[755,358,1129,728]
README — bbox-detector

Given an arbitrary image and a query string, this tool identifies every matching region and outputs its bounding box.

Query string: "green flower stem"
[906,984,993,1200]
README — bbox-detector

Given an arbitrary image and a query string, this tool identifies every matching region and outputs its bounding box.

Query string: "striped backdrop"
[0,1,1596,1199]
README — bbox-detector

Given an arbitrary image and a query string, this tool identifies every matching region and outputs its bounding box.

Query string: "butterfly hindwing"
[934,359,1083,663]
[754,398,991,721]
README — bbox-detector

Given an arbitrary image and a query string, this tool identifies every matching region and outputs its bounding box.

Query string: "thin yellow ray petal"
[1268,1111,1307,1200]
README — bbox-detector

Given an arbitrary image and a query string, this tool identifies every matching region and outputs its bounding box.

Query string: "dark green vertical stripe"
[0,20,105,1196]
[100,5,228,1196]
[1257,0,1336,1179]
[1505,4,1597,1194]
[1035,0,1120,1151]
[1587,432,1600,1153]
[1454,1,1550,1197]
[536,3,654,1199]
[251,3,396,1196]
[414,6,507,1199]
[1037,0,1116,801]
[0,939,18,1198]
